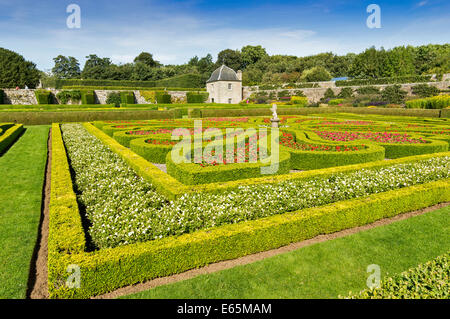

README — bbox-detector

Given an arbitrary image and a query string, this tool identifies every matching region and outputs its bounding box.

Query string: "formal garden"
[1,109,449,299]
[0,40,449,301]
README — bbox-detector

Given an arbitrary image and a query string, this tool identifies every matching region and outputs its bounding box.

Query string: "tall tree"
[81,54,112,79]
[0,47,40,88]
[197,54,214,74]
[216,49,242,71]
[134,52,160,67]
[52,55,81,79]
[241,45,268,69]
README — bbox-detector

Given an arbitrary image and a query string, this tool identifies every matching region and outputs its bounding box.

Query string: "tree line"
[0,44,449,89]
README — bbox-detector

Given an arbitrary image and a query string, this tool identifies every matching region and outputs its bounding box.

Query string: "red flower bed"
[280,132,361,152]
[317,120,374,126]
[315,131,428,144]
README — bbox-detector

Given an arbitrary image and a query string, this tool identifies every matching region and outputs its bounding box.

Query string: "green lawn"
[122,205,450,299]
[0,126,49,299]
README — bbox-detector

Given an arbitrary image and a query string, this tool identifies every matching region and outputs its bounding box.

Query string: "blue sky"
[0,0,449,70]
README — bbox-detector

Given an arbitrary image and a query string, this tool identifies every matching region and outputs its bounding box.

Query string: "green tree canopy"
[216,49,242,71]
[241,45,268,69]
[300,66,332,82]
[0,47,40,88]
[81,54,113,79]
[52,55,81,79]
[134,52,160,68]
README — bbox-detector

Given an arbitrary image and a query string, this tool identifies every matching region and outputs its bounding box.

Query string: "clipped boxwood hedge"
[34,90,52,104]
[120,91,135,104]
[186,92,209,103]
[166,149,291,185]
[156,91,171,104]
[48,125,450,298]
[0,123,24,154]
[81,90,95,104]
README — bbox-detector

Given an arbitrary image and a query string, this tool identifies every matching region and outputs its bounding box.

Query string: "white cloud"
[416,1,428,7]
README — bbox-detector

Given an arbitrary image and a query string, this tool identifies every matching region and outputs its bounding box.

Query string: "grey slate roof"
[206,65,241,83]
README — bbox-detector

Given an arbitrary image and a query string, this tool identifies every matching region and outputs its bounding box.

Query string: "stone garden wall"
[1,80,449,105]
[243,81,450,103]
[0,89,189,105]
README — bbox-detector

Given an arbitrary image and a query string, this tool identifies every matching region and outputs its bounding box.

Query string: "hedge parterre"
[61,124,450,249]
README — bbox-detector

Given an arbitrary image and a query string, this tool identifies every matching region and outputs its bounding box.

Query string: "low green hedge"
[281,130,385,169]
[47,128,450,298]
[406,95,450,109]
[62,86,206,91]
[0,109,181,125]
[101,124,154,137]
[195,107,442,119]
[166,149,291,185]
[113,128,174,147]
[44,74,205,89]
[0,124,24,154]
[186,92,209,103]
[119,104,158,109]
[130,137,175,164]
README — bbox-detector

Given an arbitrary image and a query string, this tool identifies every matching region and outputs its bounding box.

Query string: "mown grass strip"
[0,126,49,299]
[121,205,450,299]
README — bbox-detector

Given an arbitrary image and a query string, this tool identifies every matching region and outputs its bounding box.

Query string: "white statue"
[271,104,278,120]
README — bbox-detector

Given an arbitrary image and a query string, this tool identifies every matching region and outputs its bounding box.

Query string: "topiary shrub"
[106,92,121,107]
[35,89,52,104]
[120,91,135,104]
[156,91,171,104]
[81,90,95,104]
[381,85,407,104]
